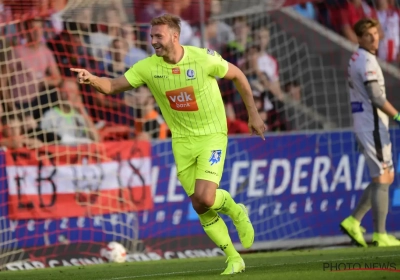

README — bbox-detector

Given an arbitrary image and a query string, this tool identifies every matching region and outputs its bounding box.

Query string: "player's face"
[359,27,379,53]
[150,25,176,57]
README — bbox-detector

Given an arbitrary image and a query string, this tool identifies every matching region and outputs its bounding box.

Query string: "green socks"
[210,189,241,220]
[198,209,239,257]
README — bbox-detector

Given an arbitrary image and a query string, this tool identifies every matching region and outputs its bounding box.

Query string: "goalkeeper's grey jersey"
[347,47,389,132]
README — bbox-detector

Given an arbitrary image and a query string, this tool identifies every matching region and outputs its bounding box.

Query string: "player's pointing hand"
[248,112,267,141]
[70,68,94,84]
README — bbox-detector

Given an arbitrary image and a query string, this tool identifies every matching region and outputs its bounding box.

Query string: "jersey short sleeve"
[205,48,229,78]
[124,60,146,88]
[359,57,379,83]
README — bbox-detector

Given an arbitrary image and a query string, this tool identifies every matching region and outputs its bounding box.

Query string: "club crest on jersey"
[186,69,196,80]
[209,150,222,166]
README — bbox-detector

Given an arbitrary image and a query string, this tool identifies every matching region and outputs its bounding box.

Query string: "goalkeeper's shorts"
[172,133,227,196]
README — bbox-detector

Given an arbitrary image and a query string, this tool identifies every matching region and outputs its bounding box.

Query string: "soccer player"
[71,14,266,274]
[340,18,400,247]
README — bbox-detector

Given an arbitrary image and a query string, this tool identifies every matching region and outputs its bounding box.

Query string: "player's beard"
[154,40,174,57]
[153,44,164,56]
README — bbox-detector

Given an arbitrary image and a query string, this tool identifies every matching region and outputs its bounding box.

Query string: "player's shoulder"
[184,45,220,59]
[129,55,156,69]
[358,48,378,66]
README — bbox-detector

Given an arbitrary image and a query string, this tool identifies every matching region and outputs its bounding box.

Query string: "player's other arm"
[224,62,267,139]
[365,81,399,119]
[70,68,133,95]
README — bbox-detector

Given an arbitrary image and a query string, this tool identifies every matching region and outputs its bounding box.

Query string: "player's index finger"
[70,68,83,73]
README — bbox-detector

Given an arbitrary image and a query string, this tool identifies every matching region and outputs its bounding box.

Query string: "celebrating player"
[340,18,400,247]
[71,14,266,274]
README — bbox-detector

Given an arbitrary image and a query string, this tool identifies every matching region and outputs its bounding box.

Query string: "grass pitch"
[1,246,400,280]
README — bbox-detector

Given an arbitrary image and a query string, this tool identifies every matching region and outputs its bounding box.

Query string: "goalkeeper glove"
[393,113,400,126]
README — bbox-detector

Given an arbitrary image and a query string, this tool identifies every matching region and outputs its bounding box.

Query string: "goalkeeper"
[71,14,266,275]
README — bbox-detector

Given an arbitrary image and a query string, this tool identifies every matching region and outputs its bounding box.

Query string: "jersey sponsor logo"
[154,75,168,79]
[172,67,180,74]
[166,86,198,111]
[351,102,364,113]
[186,69,196,79]
[209,150,222,166]
[207,48,215,56]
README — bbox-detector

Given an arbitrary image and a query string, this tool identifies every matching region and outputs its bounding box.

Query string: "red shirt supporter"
[227,119,249,135]
[331,0,377,43]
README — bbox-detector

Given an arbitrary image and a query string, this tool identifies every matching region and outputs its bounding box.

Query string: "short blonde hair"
[150,14,181,34]
[353,18,380,37]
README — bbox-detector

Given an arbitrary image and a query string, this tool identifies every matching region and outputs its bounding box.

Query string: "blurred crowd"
[295,0,400,64]
[0,0,398,149]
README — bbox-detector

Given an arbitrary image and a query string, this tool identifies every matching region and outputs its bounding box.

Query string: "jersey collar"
[359,46,376,56]
[159,45,187,66]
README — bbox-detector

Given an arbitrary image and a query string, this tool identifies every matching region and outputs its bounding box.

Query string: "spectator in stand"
[47,29,100,77]
[204,19,219,50]
[0,0,11,23]
[250,27,284,104]
[40,79,99,145]
[223,16,252,68]
[225,103,249,135]
[135,0,165,52]
[208,0,235,53]
[283,81,305,130]
[2,47,39,111]
[120,23,148,66]
[100,38,132,125]
[0,114,43,149]
[219,16,252,115]
[15,18,61,88]
[163,0,200,47]
[251,80,287,132]
[293,2,317,20]
[68,7,93,47]
[126,85,168,139]
[90,6,122,60]
[0,40,18,112]
[330,0,378,43]
[0,0,15,44]
[136,0,165,24]
[388,0,400,13]
[375,0,400,63]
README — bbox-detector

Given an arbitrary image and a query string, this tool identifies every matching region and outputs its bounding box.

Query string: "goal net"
[1,0,400,271]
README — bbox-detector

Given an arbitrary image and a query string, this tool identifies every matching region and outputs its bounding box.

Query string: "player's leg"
[172,136,244,275]
[341,131,400,247]
[194,133,254,249]
[340,133,371,247]
[191,179,245,275]
[367,130,399,246]
[192,133,251,274]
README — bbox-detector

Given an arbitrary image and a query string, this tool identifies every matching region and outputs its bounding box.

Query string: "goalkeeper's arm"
[70,68,133,95]
[365,81,400,125]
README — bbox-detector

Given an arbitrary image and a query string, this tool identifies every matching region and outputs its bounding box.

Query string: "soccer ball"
[100,241,127,263]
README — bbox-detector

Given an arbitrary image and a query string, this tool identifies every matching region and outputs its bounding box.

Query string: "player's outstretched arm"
[224,63,267,140]
[70,68,133,95]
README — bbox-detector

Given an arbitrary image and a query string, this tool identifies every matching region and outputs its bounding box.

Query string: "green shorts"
[172,133,227,196]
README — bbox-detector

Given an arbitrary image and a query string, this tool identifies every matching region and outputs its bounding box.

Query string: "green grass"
[2,247,400,280]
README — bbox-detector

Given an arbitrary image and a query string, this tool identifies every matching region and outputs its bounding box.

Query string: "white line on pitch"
[103,253,400,280]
